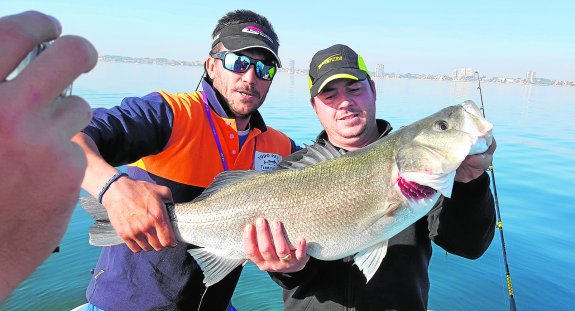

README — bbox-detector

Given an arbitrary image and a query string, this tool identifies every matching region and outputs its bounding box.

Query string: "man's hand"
[243,218,309,273]
[455,137,497,183]
[101,176,177,253]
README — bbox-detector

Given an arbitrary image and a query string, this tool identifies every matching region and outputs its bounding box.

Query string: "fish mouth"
[397,176,437,200]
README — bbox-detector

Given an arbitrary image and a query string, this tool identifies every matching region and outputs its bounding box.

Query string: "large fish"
[82,100,493,287]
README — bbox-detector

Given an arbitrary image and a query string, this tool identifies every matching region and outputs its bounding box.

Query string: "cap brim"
[221,37,282,67]
[310,68,368,97]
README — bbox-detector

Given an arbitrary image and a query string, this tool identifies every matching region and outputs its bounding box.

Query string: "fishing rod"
[475,71,517,311]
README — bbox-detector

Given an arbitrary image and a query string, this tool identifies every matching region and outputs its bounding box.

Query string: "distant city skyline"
[5,1,574,81]
[97,54,574,87]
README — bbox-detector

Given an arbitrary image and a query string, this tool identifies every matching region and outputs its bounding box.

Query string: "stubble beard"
[229,91,267,119]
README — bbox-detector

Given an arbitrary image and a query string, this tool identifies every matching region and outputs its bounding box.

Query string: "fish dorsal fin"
[353,240,389,282]
[79,195,124,246]
[193,170,263,202]
[187,248,247,287]
[277,140,345,170]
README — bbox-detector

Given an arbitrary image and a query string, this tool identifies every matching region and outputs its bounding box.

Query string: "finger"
[271,220,292,260]
[294,238,308,262]
[255,218,278,262]
[0,11,61,79]
[125,239,143,253]
[144,227,165,252]
[51,95,92,139]
[156,208,177,248]
[243,224,264,264]
[156,187,177,247]
[134,233,154,252]
[13,35,97,108]
[487,137,497,154]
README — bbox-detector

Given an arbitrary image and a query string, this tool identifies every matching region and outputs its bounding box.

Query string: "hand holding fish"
[243,218,309,272]
[455,137,497,183]
[99,176,177,253]
[72,132,178,253]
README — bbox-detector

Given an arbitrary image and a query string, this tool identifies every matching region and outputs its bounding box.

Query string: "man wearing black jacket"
[242,44,497,310]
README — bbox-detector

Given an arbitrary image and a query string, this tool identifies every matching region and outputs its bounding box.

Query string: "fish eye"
[434,120,449,131]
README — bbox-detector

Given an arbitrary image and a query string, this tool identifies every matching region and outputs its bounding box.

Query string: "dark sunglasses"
[211,51,277,81]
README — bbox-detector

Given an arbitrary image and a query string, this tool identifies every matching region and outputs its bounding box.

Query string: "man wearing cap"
[243,44,497,310]
[72,10,299,311]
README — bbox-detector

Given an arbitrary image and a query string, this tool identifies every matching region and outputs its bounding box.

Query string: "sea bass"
[82,100,493,286]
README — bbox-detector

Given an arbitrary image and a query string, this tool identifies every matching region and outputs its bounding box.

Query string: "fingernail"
[256,218,265,228]
[46,14,62,34]
[245,224,253,232]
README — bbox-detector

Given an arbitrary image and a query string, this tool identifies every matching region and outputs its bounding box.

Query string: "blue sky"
[4,1,574,81]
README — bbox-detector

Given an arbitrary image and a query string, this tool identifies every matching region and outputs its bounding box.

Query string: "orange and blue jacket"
[82,84,299,310]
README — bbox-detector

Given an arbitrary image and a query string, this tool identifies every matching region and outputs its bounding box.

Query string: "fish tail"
[79,195,124,246]
[79,195,109,221]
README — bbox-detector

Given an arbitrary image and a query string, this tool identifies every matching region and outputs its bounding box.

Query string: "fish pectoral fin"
[187,248,247,287]
[89,221,124,247]
[353,240,389,283]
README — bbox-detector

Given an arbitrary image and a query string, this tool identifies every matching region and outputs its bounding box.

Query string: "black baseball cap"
[308,44,370,97]
[212,22,281,67]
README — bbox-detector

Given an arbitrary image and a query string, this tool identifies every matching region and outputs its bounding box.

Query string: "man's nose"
[241,65,258,84]
[337,92,353,108]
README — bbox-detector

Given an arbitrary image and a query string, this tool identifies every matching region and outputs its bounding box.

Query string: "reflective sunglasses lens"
[256,62,276,80]
[224,53,250,73]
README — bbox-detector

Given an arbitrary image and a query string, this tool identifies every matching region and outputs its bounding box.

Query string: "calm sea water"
[2,63,574,310]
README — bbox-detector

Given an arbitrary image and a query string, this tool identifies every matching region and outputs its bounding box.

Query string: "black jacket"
[271,119,496,311]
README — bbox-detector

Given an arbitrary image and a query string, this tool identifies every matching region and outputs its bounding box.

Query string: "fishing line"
[475,71,517,311]
[195,70,206,91]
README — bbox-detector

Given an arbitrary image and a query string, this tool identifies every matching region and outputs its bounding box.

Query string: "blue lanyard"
[201,91,229,171]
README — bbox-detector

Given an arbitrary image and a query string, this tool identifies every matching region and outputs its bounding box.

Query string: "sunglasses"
[211,51,277,81]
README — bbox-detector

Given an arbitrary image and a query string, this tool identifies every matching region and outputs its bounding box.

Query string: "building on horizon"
[525,71,536,84]
[452,67,475,80]
[288,59,295,75]
[374,64,385,77]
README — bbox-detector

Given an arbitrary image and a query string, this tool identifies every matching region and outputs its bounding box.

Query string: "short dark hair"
[210,10,279,54]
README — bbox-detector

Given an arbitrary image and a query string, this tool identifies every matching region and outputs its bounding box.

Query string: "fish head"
[396,100,493,198]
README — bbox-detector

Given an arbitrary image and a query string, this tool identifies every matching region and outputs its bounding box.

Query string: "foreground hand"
[102,177,177,253]
[243,218,309,273]
[455,137,497,183]
[0,11,96,301]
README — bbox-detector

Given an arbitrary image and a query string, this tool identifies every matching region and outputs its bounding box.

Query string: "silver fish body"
[84,100,493,286]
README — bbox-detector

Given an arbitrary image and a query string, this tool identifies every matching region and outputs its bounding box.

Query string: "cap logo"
[318,54,342,70]
[242,26,273,43]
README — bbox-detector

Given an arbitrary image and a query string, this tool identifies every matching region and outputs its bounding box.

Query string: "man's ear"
[206,57,216,80]
[369,79,376,100]
[310,97,316,111]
